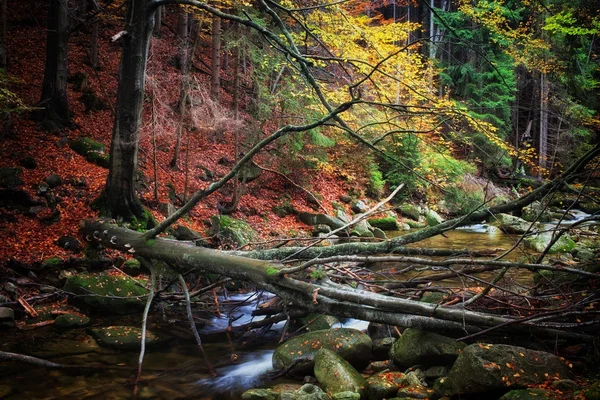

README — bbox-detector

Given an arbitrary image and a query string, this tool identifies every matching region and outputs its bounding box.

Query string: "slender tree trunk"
[90,1,99,68]
[153,6,162,36]
[539,71,549,170]
[0,0,7,67]
[170,11,190,169]
[105,0,155,223]
[210,14,221,101]
[36,0,70,128]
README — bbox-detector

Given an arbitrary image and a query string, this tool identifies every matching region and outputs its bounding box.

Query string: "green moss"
[42,257,63,268]
[145,239,155,247]
[266,266,280,276]
[367,216,399,230]
[69,137,109,168]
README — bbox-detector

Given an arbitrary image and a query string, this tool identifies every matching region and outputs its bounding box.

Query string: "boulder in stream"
[434,343,572,398]
[314,349,366,398]
[494,213,537,234]
[273,328,372,375]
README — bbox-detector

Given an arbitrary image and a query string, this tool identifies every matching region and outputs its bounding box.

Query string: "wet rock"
[64,274,148,314]
[395,385,437,399]
[366,371,406,400]
[314,349,366,398]
[331,392,360,400]
[372,227,387,239]
[367,323,400,340]
[524,232,576,253]
[89,326,160,350]
[398,204,421,221]
[0,307,15,328]
[390,329,465,369]
[54,313,90,329]
[364,360,398,374]
[299,212,346,231]
[423,365,450,380]
[434,343,572,398]
[273,328,372,375]
[521,201,553,223]
[349,217,374,238]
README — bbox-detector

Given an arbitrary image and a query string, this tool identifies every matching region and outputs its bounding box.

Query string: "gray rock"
[398,204,421,221]
[351,200,367,214]
[390,329,465,369]
[522,201,553,223]
[44,173,63,188]
[0,167,23,188]
[209,215,258,247]
[372,337,396,360]
[425,209,444,226]
[366,371,406,400]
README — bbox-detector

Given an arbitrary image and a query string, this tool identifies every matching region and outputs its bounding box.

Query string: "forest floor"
[1,1,366,266]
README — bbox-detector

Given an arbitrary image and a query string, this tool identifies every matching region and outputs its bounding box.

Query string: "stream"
[0,212,594,399]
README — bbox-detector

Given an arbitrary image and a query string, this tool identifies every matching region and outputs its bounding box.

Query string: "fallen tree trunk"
[80,220,594,342]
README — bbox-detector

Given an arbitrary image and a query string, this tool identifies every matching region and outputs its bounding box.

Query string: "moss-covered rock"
[372,337,396,361]
[69,137,109,168]
[434,343,572,398]
[64,274,148,314]
[398,204,421,221]
[54,313,90,329]
[241,388,278,400]
[273,328,372,375]
[368,217,399,231]
[210,215,258,247]
[521,201,553,223]
[524,232,576,253]
[390,329,465,369]
[89,326,160,350]
[314,349,366,398]
[425,209,444,226]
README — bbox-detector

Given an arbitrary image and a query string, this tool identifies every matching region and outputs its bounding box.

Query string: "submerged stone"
[54,313,90,329]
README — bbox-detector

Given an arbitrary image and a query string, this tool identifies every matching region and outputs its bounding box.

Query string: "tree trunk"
[170,10,190,169]
[36,0,70,128]
[1,0,7,67]
[105,0,155,223]
[153,6,162,36]
[90,1,99,68]
[539,71,549,170]
[80,219,594,342]
[210,14,221,101]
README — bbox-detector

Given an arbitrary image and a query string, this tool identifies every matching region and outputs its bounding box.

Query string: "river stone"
[64,274,148,314]
[493,213,536,234]
[390,328,465,369]
[350,217,374,238]
[524,232,576,253]
[366,371,406,400]
[351,200,367,214]
[89,326,160,350]
[434,343,572,397]
[209,215,258,247]
[365,360,398,374]
[368,217,399,231]
[425,209,444,226]
[299,212,346,230]
[273,328,372,374]
[398,204,421,221]
[314,349,366,398]
[404,220,426,229]
[395,385,437,399]
[54,313,90,329]
[372,227,387,239]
